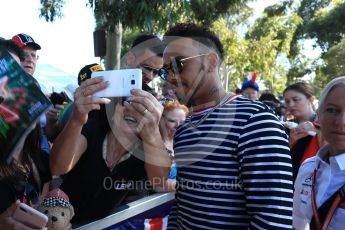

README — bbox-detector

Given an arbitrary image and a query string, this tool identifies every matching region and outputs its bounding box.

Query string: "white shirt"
[293,145,345,230]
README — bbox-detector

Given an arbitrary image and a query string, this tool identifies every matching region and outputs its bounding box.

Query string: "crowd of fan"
[1,23,345,230]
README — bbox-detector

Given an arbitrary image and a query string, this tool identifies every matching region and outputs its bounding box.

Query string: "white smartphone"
[12,203,48,229]
[91,68,142,97]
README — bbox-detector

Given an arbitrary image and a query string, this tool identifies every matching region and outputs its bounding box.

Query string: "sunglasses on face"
[140,65,160,77]
[158,54,207,81]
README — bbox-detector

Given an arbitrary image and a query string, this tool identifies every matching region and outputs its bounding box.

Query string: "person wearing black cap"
[53,63,105,134]
[12,33,41,76]
[77,63,104,86]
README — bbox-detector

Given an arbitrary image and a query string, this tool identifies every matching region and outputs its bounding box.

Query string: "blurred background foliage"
[39,0,345,96]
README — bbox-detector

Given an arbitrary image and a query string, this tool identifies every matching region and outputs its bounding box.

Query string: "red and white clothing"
[293,145,345,230]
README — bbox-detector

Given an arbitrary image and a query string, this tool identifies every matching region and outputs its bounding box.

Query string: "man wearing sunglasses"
[160,23,293,229]
[127,34,163,86]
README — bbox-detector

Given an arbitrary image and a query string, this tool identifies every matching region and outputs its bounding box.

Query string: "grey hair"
[318,76,345,110]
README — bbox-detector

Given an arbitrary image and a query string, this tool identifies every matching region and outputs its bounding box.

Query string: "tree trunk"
[105,22,123,70]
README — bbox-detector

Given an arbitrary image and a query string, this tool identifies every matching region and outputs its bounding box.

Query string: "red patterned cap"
[11,33,41,50]
[42,189,71,208]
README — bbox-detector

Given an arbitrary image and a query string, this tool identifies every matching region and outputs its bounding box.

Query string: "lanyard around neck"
[311,165,345,230]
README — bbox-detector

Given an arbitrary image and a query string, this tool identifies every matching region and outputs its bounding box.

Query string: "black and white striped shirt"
[168,97,293,229]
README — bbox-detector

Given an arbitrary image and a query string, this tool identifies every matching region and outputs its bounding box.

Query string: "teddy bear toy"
[37,189,74,230]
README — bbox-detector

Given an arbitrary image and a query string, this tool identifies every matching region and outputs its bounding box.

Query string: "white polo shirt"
[293,145,345,230]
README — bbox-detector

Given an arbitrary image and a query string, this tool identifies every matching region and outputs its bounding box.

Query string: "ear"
[126,51,136,67]
[69,206,75,219]
[206,52,218,73]
[309,96,316,110]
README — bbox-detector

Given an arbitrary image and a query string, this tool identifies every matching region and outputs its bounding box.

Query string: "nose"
[336,112,345,126]
[143,72,153,81]
[167,69,178,82]
[51,216,58,222]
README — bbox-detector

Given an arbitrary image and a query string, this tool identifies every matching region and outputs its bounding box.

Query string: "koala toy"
[37,189,74,230]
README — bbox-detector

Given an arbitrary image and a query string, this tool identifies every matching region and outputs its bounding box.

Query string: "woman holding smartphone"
[293,76,345,229]
[50,76,170,222]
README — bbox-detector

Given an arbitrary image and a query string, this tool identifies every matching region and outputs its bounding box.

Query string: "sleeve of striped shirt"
[237,106,293,229]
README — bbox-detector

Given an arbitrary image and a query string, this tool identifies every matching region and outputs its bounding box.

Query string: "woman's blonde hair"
[318,76,345,111]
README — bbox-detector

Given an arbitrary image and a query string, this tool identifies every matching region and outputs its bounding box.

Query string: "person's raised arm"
[124,89,170,190]
[50,77,110,175]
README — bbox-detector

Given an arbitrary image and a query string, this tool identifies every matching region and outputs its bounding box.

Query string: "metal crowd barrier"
[74,192,175,230]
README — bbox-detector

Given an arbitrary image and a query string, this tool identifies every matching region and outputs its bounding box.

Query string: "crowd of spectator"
[1,23,345,230]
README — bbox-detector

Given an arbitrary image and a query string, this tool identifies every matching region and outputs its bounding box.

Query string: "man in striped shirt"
[158,23,293,229]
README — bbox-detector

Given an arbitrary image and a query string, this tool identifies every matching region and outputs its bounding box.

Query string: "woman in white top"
[293,76,345,230]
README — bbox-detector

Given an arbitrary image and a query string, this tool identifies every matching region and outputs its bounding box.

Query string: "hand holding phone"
[91,68,142,98]
[12,203,48,229]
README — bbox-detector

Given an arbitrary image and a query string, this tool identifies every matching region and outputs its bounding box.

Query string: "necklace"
[188,93,238,128]
[102,133,131,171]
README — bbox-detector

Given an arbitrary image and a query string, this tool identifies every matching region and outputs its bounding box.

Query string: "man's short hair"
[131,34,163,57]
[0,39,25,61]
[163,23,224,62]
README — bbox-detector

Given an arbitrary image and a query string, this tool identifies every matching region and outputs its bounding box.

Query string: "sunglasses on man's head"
[158,54,208,81]
[140,65,160,77]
